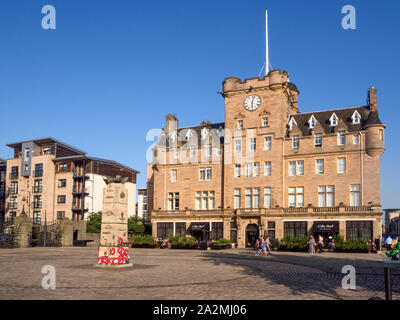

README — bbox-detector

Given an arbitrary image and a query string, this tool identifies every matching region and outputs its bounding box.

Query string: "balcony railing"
[152,205,378,217]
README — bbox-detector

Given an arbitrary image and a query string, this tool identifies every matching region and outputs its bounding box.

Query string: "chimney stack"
[368,87,377,111]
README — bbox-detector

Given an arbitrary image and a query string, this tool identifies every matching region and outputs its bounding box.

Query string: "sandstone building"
[148,69,385,248]
[0,159,6,221]
[4,137,138,223]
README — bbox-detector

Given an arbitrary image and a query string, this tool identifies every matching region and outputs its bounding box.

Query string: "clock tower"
[220,69,299,212]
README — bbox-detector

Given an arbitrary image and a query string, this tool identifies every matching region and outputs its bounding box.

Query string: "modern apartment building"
[0,159,6,221]
[148,69,385,248]
[137,188,148,222]
[5,137,138,223]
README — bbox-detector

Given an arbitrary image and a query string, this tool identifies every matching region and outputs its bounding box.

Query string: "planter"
[131,244,157,248]
[170,245,197,250]
[210,243,232,250]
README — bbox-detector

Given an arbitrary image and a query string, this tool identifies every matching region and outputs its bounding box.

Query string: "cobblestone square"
[1,247,399,300]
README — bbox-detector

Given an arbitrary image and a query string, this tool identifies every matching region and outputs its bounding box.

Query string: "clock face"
[244,94,261,111]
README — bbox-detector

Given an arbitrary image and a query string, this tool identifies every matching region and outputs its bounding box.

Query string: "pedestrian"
[262,235,267,255]
[318,235,324,253]
[386,236,393,251]
[255,236,264,256]
[331,238,335,252]
[265,235,272,255]
[367,239,372,253]
[308,235,315,254]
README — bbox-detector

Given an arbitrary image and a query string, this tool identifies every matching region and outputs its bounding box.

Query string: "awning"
[188,222,210,232]
[313,221,339,233]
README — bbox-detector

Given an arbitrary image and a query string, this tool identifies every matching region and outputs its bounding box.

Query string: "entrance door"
[246,224,259,248]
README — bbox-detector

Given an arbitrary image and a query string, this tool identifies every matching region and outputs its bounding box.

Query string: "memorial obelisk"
[95,176,131,268]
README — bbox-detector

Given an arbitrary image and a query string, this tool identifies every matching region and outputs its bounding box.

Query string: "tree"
[128,216,145,235]
[86,211,102,233]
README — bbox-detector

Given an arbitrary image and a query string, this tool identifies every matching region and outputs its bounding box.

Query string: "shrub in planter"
[131,234,157,248]
[279,235,308,252]
[211,238,232,250]
[170,236,197,249]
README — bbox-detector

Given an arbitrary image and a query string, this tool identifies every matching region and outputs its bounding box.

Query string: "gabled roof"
[287,106,382,137]
[157,122,225,148]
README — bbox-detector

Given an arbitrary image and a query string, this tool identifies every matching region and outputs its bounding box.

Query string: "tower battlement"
[222,69,297,94]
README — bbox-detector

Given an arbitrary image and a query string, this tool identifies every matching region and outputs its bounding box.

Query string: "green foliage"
[276,234,308,251]
[169,235,197,248]
[132,234,156,245]
[214,238,232,245]
[86,212,102,233]
[281,234,309,251]
[128,216,145,235]
[335,238,368,251]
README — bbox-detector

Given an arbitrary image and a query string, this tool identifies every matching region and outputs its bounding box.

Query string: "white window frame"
[264,161,271,176]
[337,158,346,174]
[237,120,243,130]
[329,113,338,127]
[234,189,241,209]
[337,132,346,146]
[314,134,322,147]
[262,117,269,127]
[288,161,296,176]
[351,111,361,124]
[292,136,300,149]
[315,159,324,174]
[264,136,272,150]
[235,139,242,153]
[350,184,361,206]
[234,164,241,178]
[171,169,177,183]
[264,187,271,208]
[296,160,304,176]
[249,138,256,152]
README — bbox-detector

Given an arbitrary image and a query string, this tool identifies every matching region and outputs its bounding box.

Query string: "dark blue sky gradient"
[0,0,399,207]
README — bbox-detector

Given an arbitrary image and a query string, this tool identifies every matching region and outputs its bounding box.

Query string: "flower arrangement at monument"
[97,237,130,265]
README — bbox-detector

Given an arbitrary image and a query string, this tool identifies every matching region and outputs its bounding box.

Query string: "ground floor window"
[175,222,186,237]
[284,221,307,238]
[346,221,373,240]
[230,230,237,243]
[267,221,276,243]
[157,222,173,239]
[211,222,223,240]
[33,211,41,224]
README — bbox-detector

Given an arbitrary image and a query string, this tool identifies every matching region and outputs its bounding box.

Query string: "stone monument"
[95,175,131,268]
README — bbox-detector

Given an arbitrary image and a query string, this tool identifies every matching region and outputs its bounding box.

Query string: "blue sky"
[0,0,399,208]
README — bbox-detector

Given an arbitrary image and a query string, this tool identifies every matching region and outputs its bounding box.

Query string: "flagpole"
[265,9,269,76]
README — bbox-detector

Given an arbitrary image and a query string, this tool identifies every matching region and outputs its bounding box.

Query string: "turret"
[365,87,385,157]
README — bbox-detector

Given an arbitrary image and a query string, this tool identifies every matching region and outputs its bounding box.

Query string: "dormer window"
[351,111,361,124]
[201,128,209,140]
[308,115,317,129]
[170,131,177,143]
[185,130,193,141]
[288,117,297,131]
[218,126,224,137]
[329,113,339,127]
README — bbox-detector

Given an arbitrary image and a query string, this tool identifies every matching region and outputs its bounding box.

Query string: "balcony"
[73,170,89,180]
[72,202,88,212]
[72,187,89,195]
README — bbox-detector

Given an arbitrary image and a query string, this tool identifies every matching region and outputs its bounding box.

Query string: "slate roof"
[287,106,383,137]
[157,122,225,148]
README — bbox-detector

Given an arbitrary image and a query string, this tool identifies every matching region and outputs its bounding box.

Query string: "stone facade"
[148,69,385,248]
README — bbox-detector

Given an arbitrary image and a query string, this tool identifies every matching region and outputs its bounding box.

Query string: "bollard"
[385,266,392,300]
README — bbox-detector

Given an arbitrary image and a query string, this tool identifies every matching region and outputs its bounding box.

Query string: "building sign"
[313,221,339,233]
[188,222,210,231]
